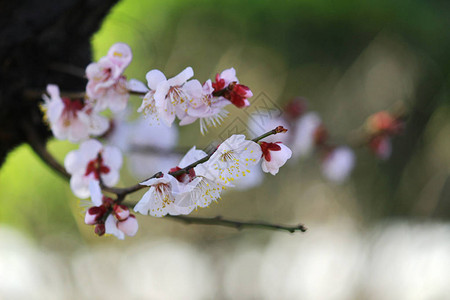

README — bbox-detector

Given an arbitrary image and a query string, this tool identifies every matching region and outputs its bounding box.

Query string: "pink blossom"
[86,43,132,113]
[43,84,109,142]
[64,139,122,198]
[138,67,194,126]
[212,68,252,108]
[181,79,230,134]
[85,180,138,239]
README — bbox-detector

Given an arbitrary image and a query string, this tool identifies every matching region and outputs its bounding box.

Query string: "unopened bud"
[113,204,130,221]
[85,206,105,225]
[275,126,288,134]
[94,223,106,236]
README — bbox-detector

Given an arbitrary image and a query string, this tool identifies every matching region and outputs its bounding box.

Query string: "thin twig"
[166,215,307,233]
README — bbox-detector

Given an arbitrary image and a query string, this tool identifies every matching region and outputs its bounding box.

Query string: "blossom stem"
[166,215,307,233]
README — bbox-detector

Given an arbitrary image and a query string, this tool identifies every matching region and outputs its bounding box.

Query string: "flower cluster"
[86,43,133,112]
[85,180,138,239]
[40,43,294,239]
[137,67,252,133]
[134,133,292,217]
[40,41,401,240]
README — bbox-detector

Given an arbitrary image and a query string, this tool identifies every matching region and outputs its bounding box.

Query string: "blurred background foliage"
[1,0,450,297]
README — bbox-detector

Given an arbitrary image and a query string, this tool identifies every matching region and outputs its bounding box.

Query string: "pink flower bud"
[227,83,252,108]
[85,206,105,225]
[117,215,138,237]
[113,204,130,221]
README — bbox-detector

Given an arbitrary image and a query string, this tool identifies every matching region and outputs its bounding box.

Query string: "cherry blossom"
[212,68,252,108]
[64,139,122,198]
[138,67,194,126]
[203,135,262,185]
[171,147,226,213]
[43,84,109,142]
[85,180,138,239]
[86,43,132,113]
[321,146,355,183]
[181,79,229,134]
[260,142,292,175]
[134,173,183,217]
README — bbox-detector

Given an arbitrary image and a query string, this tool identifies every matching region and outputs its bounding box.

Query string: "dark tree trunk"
[0,0,119,165]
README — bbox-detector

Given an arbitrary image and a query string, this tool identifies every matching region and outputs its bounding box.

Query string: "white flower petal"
[168,67,194,86]
[105,214,124,240]
[88,180,103,206]
[127,78,149,93]
[117,216,138,237]
[178,146,208,168]
[103,146,123,170]
[146,69,167,90]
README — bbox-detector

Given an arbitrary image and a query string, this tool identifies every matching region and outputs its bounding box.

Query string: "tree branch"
[166,215,307,233]
[22,121,70,180]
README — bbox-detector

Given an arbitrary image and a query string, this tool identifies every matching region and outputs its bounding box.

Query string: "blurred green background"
[1,0,450,298]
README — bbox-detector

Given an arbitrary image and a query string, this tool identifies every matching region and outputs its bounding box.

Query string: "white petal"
[134,189,152,215]
[107,42,132,72]
[182,79,203,100]
[103,146,123,170]
[87,113,110,136]
[219,68,238,85]
[178,146,208,168]
[67,118,90,143]
[127,78,149,93]
[101,170,120,187]
[88,180,103,206]
[146,69,166,90]
[105,214,124,240]
[85,62,101,81]
[117,215,138,236]
[64,150,81,174]
[79,139,103,162]
[168,67,194,86]
[70,173,90,199]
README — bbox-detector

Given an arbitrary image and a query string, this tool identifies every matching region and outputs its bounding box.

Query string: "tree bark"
[0,0,119,165]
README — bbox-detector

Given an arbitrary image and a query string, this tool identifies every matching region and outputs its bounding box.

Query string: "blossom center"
[85,154,110,180]
[62,98,85,125]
